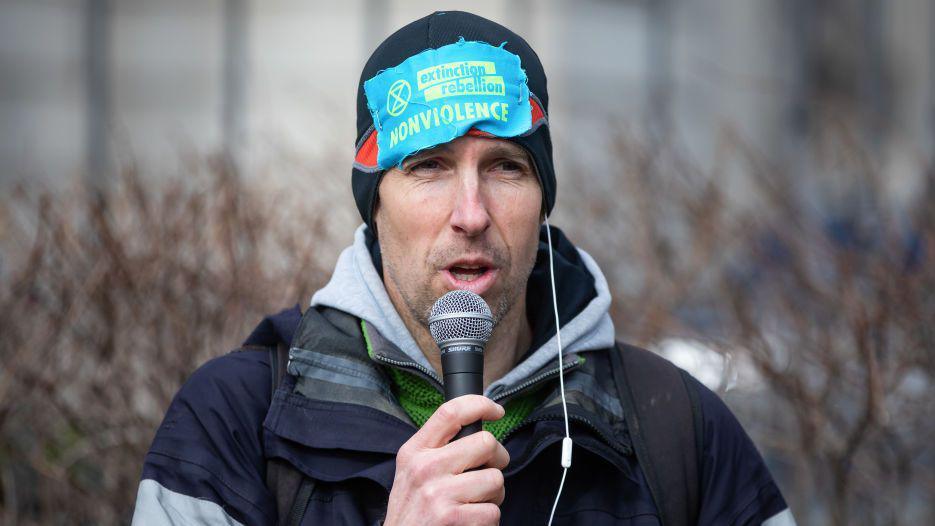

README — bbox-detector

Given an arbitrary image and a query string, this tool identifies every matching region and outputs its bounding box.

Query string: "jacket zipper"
[371,352,444,389]
[490,357,582,403]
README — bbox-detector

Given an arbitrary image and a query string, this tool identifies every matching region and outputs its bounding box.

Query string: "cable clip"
[560,437,573,468]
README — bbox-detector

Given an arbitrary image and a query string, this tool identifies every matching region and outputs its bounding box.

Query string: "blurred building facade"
[1,0,932,202]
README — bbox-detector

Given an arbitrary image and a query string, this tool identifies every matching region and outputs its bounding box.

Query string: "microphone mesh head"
[428,290,493,347]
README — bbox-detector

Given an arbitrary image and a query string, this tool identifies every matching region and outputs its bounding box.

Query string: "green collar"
[385,366,543,441]
[362,320,543,441]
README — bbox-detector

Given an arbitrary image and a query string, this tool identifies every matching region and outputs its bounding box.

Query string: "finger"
[445,468,506,505]
[482,441,510,471]
[435,430,508,474]
[452,503,501,526]
[413,395,504,448]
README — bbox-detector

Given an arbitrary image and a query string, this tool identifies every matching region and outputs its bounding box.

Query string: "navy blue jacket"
[132,305,792,525]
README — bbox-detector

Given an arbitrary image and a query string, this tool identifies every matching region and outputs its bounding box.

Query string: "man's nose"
[449,171,491,236]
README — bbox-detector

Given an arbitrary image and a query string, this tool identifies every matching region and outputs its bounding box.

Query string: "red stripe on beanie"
[355,131,379,169]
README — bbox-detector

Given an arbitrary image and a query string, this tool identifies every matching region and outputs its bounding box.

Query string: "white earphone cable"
[544,215,572,526]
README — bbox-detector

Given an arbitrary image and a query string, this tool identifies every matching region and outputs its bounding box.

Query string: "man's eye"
[410,159,442,171]
[493,159,529,175]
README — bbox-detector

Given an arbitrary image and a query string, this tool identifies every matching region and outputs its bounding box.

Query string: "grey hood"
[311,224,616,396]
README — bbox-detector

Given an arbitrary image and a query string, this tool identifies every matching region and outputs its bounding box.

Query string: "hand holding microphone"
[384,291,508,526]
[383,395,508,526]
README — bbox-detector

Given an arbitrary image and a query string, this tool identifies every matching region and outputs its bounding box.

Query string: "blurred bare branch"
[0,160,331,524]
[559,120,934,525]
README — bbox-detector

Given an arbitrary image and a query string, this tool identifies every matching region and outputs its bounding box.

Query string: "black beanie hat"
[351,11,555,231]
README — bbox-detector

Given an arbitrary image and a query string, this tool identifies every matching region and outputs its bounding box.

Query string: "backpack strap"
[268,341,289,400]
[611,342,703,526]
[285,478,316,526]
[263,341,316,526]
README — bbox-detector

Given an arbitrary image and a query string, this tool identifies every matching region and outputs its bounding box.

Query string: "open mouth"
[449,265,490,282]
[442,260,499,295]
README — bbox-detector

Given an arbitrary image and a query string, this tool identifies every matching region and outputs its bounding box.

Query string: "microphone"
[428,290,493,440]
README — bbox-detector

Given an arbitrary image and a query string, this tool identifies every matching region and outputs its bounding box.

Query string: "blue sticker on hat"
[364,39,532,169]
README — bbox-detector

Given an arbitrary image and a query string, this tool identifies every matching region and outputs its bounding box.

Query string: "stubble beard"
[383,241,537,333]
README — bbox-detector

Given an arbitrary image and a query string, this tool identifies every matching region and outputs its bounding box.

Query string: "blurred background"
[0,0,932,524]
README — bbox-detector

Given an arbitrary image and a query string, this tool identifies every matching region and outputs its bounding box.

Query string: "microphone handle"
[441,349,484,441]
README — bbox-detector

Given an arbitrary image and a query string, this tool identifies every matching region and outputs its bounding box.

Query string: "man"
[133,11,794,526]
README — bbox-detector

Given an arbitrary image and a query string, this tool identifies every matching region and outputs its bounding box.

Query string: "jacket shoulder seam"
[144,450,274,519]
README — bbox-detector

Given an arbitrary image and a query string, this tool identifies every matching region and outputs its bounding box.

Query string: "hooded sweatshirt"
[311,223,616,397]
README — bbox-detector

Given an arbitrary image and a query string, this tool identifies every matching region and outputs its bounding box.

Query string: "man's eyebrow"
[402,141,531,165]
[402,143,452,163]
[484,144,532,162]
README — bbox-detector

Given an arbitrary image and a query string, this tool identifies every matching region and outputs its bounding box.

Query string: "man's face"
[375,135,543,328]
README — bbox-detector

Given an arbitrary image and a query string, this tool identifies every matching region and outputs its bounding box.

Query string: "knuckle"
[487,468,504,488]
[396,443,414,465]
[479,431,497,452]
[496,447,511,469]
[410,456,436,482]
[439,504,461,526]
[481,503,501,524]
[435,402,457,423]
[421,481,440,503]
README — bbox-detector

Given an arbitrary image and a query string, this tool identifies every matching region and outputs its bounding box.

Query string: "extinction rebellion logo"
[386,79,411,117]
[385,60,510,148]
